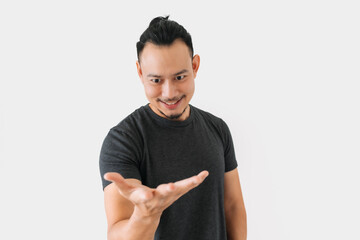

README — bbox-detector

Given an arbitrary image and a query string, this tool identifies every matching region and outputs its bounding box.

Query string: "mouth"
[160,96,184,110]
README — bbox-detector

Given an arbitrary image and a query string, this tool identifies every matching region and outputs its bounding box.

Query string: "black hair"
[136,15,194,61]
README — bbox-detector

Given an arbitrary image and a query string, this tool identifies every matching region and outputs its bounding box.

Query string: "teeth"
[163,98,182,105]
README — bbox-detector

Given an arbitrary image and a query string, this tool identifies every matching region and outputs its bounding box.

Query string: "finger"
[156,182,175,196]
[197,170,209,180]
[177,170,209,186]
[104,172,135,194]
[174,170,209,193]
[191,170,209,186]
[104,172,124,182]
[105,172,155,203]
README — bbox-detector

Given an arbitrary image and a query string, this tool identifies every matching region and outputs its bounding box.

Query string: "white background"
[1,0,359,239]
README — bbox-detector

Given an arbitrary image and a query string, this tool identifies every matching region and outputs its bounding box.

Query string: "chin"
[163,105,188,120]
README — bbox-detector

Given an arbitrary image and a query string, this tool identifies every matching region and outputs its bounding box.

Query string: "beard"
[156,95,188,120]
[158,104,188,120]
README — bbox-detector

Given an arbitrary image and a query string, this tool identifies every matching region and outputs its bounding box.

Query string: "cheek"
[185,80,195,95]
[144,85,159,99]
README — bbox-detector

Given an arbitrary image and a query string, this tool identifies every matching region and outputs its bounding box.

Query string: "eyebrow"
[146,69,188,78]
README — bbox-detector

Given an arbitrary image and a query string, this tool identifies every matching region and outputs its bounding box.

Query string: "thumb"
[104,172,133,193]
[104,172,154,202]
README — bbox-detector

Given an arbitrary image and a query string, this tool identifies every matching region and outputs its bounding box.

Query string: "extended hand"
[104,171,209,218]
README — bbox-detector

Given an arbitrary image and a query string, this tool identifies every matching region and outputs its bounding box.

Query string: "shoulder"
[192,105,222,122]
[191,105,233,147]
[192,105,229,131]
[107,105,148,141]
[113,105,148,130]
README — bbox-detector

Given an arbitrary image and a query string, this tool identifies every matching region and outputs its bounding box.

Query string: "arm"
[104,179,161,240]
[103,171,209,240]
[224,168,247,240]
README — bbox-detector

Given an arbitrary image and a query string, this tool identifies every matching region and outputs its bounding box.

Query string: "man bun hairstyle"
[136,15,194,61]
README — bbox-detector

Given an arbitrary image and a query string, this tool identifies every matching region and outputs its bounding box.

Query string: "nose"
[162,80,178,100]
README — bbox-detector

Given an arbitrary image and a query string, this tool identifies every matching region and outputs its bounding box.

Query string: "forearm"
[225,204,247,240]
[108,208,161,240]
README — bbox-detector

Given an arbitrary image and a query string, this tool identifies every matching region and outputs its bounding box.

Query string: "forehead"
[139,39,192,75]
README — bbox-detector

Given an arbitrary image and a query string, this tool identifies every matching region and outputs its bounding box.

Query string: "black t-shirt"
[99,103,238,240]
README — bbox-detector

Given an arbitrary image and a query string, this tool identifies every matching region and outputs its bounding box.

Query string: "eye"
[151,79,161,83]
[176,75,185,81]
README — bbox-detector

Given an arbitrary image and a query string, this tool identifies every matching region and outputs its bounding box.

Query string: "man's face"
[136,39,200,121]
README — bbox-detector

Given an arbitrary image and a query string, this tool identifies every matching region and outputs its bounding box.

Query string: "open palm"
[104,170,209,217]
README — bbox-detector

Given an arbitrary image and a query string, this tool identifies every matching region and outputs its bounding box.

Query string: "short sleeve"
[99,128,142,190]
[220,119,238,172]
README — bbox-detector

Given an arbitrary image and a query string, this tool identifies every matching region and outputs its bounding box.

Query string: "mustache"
[157,95,185,103]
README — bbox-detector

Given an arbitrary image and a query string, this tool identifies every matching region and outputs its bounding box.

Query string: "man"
[99,16,247,240]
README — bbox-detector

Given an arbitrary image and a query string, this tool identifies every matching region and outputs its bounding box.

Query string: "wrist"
[131,206,162,225]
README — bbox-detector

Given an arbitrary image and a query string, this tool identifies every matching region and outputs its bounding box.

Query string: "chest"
[139,124,225,188]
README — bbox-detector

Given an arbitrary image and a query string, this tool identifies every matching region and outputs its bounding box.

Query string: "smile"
[160,97,183,109]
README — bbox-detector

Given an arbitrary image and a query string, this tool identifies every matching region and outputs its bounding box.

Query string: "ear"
[136,60,143,83]
[192,54,200,78]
